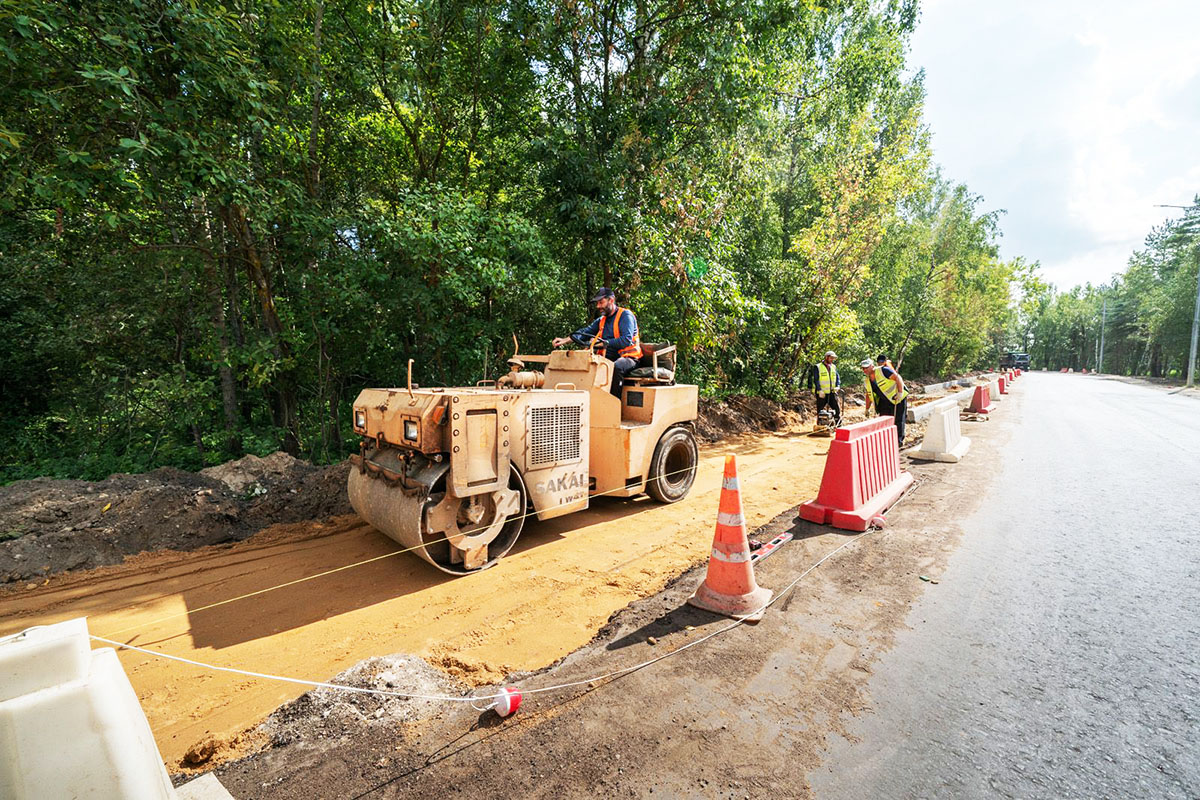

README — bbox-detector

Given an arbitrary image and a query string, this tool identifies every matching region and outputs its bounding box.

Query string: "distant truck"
[1000,352,1031,371]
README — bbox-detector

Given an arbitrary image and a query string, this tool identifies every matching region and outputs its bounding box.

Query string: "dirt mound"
[0,454,351,584]
[261,655,466,751]
[200,451,305,494]
[695,395,805,441]
[695,388,878,442]
[172,653,465,772]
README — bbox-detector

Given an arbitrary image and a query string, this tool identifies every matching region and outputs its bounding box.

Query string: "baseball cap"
[590,287,616,302]
[825,351,837,359]
[859,359,874,368]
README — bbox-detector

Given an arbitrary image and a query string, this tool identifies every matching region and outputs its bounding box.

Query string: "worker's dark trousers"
[815,391,840,423]
[877,399,907,448]
[609,355,637,397]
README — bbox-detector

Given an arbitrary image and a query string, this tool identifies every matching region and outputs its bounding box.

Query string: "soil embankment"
[0,453,350,584]
[0,395,818,584]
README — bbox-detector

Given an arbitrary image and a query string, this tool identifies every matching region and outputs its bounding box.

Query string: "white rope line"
[88,635,478,702]
[96,453,796,642]
[88,517,893,705]
[97,459,716,639]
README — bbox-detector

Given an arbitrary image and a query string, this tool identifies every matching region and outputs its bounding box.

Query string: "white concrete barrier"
[918,373,1001,396]
[0,619,176,800]
[177,773,237,799]
[906,374,1001,422]
[907,386,972,423]
[909,399,971,462]
[918,378,961,395]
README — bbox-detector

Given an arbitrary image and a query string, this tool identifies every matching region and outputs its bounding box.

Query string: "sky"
[907,1,1200,290]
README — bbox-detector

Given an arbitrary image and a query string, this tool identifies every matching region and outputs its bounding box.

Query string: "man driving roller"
[552,287,642,397]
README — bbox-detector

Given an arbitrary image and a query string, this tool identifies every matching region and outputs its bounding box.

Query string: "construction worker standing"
[860,357,908,448]
[860,359,878,413]
[807,351,842,426]
[552,287,642,397]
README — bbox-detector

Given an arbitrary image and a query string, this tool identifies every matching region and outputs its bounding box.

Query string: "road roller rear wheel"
[647,425,698,503]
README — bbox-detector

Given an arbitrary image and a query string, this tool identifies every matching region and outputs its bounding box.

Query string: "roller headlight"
[354,409,366,431]
[404,419,419,442]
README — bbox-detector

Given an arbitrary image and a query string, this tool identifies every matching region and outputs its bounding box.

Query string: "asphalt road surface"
[812,374,1200,799]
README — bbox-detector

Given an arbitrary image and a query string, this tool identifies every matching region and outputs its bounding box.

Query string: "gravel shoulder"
[1086,371,1200,400]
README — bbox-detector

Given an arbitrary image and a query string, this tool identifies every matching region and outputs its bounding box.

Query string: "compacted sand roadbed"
[0,425,837,768]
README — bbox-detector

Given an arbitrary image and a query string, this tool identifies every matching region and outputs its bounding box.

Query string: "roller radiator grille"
[529,405,582,467]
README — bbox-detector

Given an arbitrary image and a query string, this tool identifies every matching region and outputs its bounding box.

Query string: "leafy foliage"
[1024,200,1200,376]
[1,0,1034,481]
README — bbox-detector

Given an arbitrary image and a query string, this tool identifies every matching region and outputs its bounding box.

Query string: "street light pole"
[1098,297,1107,374]
[1188,253,1200,387]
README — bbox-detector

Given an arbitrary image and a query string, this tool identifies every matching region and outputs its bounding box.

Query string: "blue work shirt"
[570,307,640,359]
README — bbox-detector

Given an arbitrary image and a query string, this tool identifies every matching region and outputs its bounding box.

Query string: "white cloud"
[1045,242,1141,291]
[1062,7,1200,245]
[909,1,1200,290]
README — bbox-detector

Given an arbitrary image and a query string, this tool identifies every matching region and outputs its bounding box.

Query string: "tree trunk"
[896,254,938,367]
[328,378,343,455]
[199,200,241,454]
[895,327,915,371]
[306,1,324,199]
[222,203,301,455]
[191,424,206,463]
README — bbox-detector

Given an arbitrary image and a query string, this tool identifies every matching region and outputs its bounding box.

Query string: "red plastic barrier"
[998,375,1009,394]
[799,416,914,532]
[968,385,994,414]
[1060,368,1068,373]
[1015,368,1022,377]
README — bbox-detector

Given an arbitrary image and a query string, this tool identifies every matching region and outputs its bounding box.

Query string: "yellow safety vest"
[817,363,838,393]
[874,368,908,403]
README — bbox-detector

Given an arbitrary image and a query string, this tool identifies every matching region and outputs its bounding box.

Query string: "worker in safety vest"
[869,353,892,412]
[807,351,842,426]
[860,356,908,448]
[860,360,879,412]
[552,287,642,397]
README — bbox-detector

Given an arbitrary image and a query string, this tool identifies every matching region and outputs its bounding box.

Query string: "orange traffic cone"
[688,455,773,622]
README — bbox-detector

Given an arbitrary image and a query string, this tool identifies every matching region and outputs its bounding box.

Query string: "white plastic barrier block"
[0,618,91,702]
[0,619,176,800]
[988,377,1002,402]
[909,399,971,463]
[177,773,237,800]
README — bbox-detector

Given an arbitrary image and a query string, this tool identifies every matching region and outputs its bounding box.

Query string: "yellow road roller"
[348,343,699,574]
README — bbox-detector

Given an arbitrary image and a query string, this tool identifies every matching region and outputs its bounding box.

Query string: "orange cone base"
[688,583,773,623]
